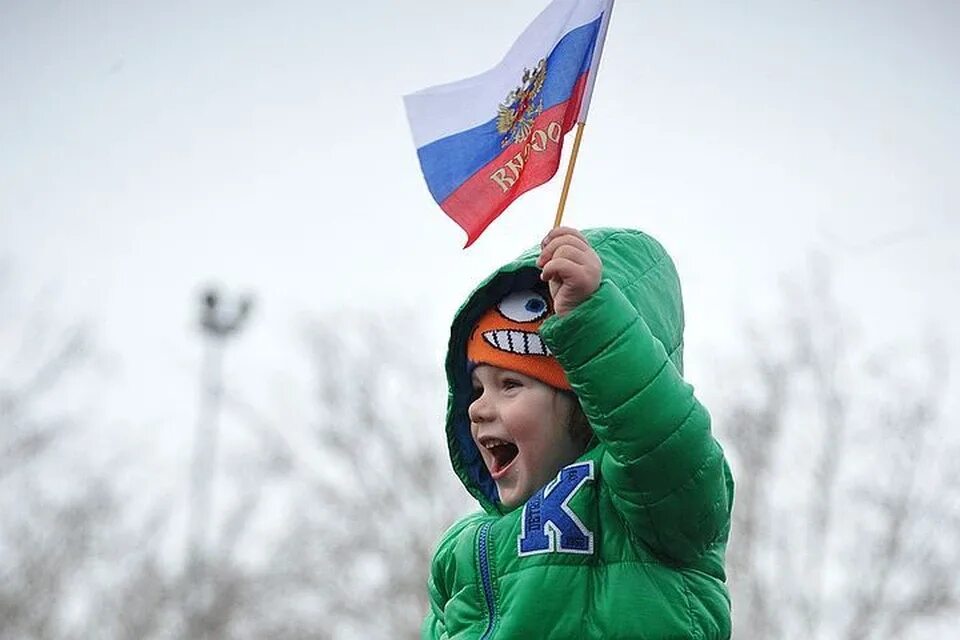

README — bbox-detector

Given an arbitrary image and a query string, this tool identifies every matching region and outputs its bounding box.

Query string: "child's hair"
[562,391,593,450]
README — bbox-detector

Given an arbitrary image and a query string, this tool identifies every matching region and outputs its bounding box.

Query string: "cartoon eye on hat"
[481,290,552,356]
[467,288,569,390]
[497,290,549,323]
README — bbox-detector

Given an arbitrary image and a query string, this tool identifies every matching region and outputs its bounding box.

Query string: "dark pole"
[184,288,252,638]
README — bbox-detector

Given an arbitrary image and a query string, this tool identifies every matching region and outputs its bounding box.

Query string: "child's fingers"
[538,244,590,271]
[551,243,591,266]
[541,234,591,258]
[540,256,582,283]
[537,234,591,267]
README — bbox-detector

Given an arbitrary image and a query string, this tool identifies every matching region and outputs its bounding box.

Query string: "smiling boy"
[424,227,734,639]
[469,362,585,509]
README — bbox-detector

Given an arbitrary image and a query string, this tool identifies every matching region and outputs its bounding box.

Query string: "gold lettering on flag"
[488,121,562,193]
[547,122,562,143]
[529,129,548,152]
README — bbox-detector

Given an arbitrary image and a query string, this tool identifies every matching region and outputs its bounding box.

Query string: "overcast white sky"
[1,0,958,469]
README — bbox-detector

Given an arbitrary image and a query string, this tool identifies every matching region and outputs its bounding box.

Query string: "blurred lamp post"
[184,287,252,638]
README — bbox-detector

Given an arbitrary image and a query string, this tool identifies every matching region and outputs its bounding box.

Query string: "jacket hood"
[444,228,685,513]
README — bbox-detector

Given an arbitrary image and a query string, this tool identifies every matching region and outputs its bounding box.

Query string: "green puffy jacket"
[424,228,733,639]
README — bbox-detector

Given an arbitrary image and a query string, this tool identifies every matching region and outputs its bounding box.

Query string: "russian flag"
[405,0,614,247]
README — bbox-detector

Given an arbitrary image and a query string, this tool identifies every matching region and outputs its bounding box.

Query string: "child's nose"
[468,392,494,423]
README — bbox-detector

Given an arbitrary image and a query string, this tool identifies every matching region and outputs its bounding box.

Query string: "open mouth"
[479,436,519,479]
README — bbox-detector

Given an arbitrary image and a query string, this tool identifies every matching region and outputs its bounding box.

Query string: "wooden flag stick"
[554,122,587,228]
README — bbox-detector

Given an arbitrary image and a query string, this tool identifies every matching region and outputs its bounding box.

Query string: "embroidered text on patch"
[518,461,594,556]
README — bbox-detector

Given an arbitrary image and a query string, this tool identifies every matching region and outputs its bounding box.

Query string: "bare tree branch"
[720,257,959,639]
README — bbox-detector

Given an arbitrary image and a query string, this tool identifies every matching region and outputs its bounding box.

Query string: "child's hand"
[536,226,602,317]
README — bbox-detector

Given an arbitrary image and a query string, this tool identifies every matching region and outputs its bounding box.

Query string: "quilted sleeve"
[540,279,733,565]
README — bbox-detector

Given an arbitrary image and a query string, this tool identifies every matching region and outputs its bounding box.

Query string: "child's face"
[469,364,584,509]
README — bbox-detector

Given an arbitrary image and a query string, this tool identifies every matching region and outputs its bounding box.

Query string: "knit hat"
[466,288,571,390]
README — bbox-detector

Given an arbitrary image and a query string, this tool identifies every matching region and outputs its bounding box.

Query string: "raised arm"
[538,228,733,565]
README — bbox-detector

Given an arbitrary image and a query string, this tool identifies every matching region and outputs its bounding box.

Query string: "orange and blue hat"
[466,288,571,391]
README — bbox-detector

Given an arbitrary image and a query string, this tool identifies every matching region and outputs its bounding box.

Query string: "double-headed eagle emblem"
[496,58,547,147]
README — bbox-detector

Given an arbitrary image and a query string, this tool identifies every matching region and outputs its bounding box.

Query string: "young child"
[423,227,734,639]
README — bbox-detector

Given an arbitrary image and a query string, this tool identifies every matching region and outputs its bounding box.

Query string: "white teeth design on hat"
[482,330,552,356]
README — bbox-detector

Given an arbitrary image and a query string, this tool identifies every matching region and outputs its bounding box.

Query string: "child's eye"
[502,378,522,390]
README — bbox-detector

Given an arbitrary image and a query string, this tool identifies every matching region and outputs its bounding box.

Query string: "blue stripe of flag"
[416,17,601,204]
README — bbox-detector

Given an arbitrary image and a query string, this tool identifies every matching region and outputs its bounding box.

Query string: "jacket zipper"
[477,521,497,639]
